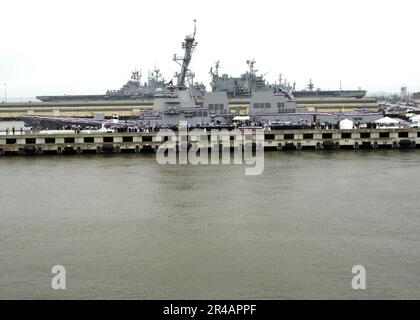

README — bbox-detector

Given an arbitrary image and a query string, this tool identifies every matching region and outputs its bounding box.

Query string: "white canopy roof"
[233,116,250,121]
[375,117,400,124]
[339,119,354,129]
[409,114,420,121]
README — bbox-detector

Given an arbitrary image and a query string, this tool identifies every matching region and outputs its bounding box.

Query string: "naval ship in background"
[209,60,366,99]
[23,20,381,130]
[36,68,169,102]
[36,36,366,103]
[36,61,366,102]
[36,67,206,102]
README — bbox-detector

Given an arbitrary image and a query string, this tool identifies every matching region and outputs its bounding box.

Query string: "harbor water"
[0,146,419,299]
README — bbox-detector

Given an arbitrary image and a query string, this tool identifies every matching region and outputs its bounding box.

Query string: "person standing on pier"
[12,127,15,135]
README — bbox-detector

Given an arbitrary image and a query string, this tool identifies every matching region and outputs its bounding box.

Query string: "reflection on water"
[0,151,419,299]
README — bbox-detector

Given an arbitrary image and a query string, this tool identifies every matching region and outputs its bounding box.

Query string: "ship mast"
[247,59,256,76]
[131,70,141,83]
[246,59,257,93]
[215,61,220,76]
[153,67,161,82]
[308,79,314,91]
[173,20,197,89]
[209,61,220,77]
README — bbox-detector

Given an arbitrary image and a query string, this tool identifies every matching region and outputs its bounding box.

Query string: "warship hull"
[292,90,366,99]
[36,89,366,102]
[36,94,153,102]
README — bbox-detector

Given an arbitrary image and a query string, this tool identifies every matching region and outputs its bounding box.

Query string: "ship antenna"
[210,61,220,76]
[173,19,198,89]
[308,79,314,91]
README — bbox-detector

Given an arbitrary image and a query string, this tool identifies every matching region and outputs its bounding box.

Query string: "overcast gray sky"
[1,0,419,100]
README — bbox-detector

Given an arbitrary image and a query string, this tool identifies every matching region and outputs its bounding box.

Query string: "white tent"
[409,114,420,127]
[232,116,250,121]
[339,119,354,130]
[409,114,420,121]
[375,117,400,128]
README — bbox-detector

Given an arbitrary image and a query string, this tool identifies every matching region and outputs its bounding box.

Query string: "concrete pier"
[1,128,419,156]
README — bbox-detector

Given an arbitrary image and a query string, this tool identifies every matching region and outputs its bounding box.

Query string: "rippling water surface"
[0,150,419,299]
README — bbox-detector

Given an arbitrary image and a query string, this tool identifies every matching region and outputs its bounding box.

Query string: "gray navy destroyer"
[209,60,366,99]
[24,21,380,129]
[36,23,366,103]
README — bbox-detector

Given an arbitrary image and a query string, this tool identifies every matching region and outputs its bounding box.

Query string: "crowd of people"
[2,127,25,135]
[1,120,385,135]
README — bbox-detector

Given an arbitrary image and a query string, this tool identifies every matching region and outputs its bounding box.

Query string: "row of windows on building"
[252,102,295,113]
[253,102,271,109]
[277,102,295,113]
[184,110,209,118]
[208,104,226,113]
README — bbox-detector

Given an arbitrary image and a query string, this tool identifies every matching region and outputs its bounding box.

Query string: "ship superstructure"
[210,59,276,97]
[138,20,224,126]
[209,60,366,99]
[27,22,381,129]
[36,35,365,103]
[136,21,306,126]
[106,68,167,98]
